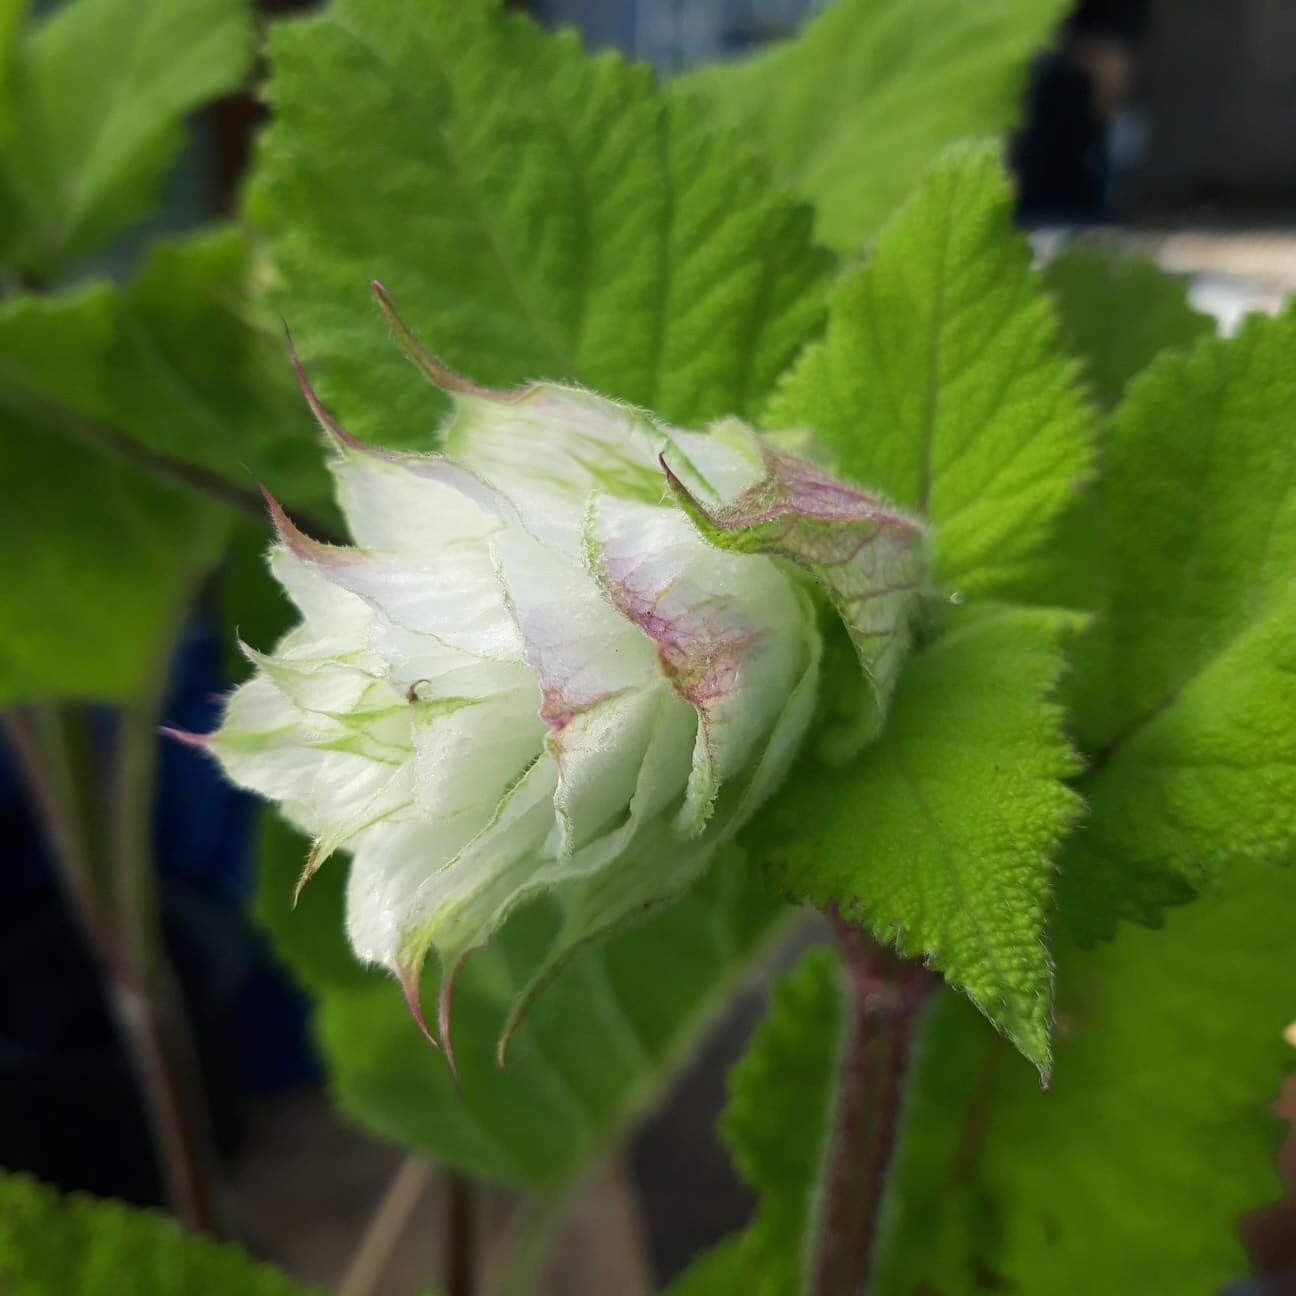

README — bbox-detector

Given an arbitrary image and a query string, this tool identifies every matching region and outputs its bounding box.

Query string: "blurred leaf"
[1059,304,1296,939]
[874,865,1296,1295]
[247,0,832,448]
[666,948,846,1296]
[1045,247,1215,408]
[258,815,791,1186]
[0,1170,318,1294]
[0,228,325,704]
[104,228,334,524]
[0,285,225,704]
[753,607,1082,1074]
[0,0,252,275]
[0,411,221,704]
[768,145,1094,599]
[676,0,1066,252]
[0,0,25,140]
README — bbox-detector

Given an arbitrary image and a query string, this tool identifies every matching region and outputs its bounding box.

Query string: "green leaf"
[103,228,334,523]
[875,865,1296,1295]
[663,947,846,1296]
[753,606,1083,1074]
[0,229,329,705]
[768,144,1094,599]
[257,813,791,1187]
[0,1170,317,1295]
[1060,304,1296,938]
[0,0,24,140]
[0,285,226,704]
[676,0,1066,253]
[0,409,220,704]
[247,0,832,448]
[1045,247,1215,409]
[0,0,252,275]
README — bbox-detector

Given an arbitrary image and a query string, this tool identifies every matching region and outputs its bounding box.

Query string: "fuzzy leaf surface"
[677,0,1066,252]
[768,145,1093,599]
[875,866,1296,1295]
[753,607,1082,1074]
[0,0,252,274]
[1060,305,1296,938]
[248,0,832,450]
[0,1171,317,1295]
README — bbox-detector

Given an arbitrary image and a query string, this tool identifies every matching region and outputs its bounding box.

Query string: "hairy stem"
[810,916,936,1296]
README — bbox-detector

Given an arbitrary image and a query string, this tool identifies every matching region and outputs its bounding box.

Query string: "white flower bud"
[201,287,924,1067]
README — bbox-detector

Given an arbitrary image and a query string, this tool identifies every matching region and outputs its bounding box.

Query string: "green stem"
[809,915,936,1296]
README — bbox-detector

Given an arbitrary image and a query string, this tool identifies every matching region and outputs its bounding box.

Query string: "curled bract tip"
[370,279,521,403]
[286,333,366,454]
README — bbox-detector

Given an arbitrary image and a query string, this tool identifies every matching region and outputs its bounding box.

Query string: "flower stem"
[809,915,936,1296]
[3,699,220,1233]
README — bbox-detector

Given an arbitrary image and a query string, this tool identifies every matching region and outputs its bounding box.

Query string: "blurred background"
[2,0,1295,1292]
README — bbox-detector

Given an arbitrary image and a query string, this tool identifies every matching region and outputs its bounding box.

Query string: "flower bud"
[203,287,924,1066]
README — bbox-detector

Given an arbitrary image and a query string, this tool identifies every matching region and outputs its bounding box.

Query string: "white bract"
[204,289,924,1064]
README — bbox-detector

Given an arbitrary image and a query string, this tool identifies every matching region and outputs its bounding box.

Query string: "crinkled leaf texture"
[248,0,833,448]
[1059,303,1296,940]
[755,146,1091,1072]
[212,349,923,1061]
[873,865,1296,1295]
[0,1171,317,1295]
[768,143,1094,601]
[752,607,1082,1076]
[676,0,1068,252]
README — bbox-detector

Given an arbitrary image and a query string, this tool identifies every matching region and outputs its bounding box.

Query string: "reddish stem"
[810,915,936,1296]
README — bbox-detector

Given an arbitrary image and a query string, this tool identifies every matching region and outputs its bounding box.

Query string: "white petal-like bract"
[207,293,924,1066]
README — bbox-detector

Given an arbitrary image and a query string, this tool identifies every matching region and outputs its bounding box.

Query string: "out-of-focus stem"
[337,1156,436,1296]
[809,915,936,1296]
[4,690,220,1233]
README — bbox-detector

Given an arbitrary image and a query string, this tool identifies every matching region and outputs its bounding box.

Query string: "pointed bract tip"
[437,958,467,1090]
[259,485,322,559]
[158,725,211,751]
[397,964,442,1055]
[285,334,366,453]
[370,280,513,403]
[292,841,322,908]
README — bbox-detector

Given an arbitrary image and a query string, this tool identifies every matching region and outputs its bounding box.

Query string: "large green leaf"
[663,947,846,1296]
[875,865,1296,1295]
[247,0,832,448]
[768,145,1094,600]
[0,285,225,704]
[0,0,252,276]
[1044,246,1214,409]
[257,813,791,1187]
[0,1171,317,1295]
[1060,304,1296,939]
[676,0,1066,253]
[0,229,321,704]
[752,606,1082,1075]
